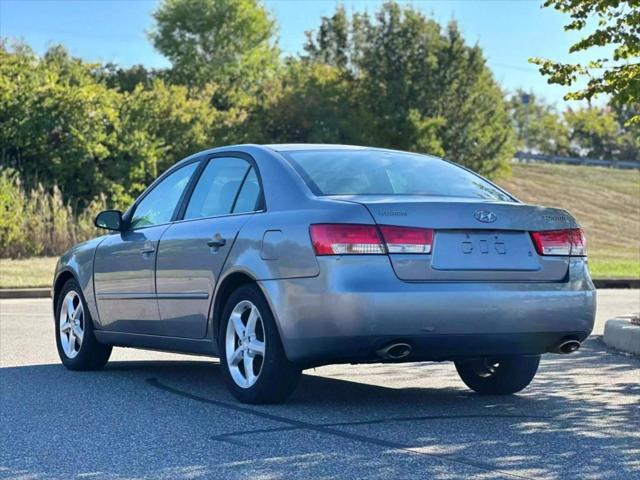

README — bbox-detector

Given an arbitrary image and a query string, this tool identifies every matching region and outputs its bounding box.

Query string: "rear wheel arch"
[212,271,259,341]
[211,271,286,356]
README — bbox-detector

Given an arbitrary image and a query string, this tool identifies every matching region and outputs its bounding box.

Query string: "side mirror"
[95,210,124,231]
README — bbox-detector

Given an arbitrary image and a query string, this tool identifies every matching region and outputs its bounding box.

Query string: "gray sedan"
[53,144,596,403]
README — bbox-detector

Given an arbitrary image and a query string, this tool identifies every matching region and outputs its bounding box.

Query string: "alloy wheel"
[59,290,85,359]
[225,300,266,388]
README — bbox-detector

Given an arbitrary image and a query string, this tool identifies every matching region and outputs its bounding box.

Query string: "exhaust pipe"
[377,342,412,360]
[558,340,581,354]
[552,339,581,354]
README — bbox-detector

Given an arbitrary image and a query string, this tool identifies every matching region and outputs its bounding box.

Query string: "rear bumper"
[258,257,596,366]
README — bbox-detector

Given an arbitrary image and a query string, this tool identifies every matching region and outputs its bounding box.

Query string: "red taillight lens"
[569,229,587,256]
[310,224,385,255]
[310,224,434,255]
[379,225,433,254]
[530,228,586,256]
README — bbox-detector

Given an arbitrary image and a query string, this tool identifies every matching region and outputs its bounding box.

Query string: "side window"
[184,157,252,220]
[130,162,198,229]
[233,168,262,213]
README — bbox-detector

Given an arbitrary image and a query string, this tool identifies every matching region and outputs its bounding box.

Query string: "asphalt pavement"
[1,291,639,479]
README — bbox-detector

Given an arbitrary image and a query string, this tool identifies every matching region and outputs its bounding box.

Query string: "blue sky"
[0,0,604,107]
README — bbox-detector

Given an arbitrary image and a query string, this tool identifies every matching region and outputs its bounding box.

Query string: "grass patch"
[588,259,640,278]
[0,257,57,288]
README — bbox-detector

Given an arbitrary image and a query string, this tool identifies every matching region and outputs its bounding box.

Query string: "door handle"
[140,244,155,254]
[207,235,226,248]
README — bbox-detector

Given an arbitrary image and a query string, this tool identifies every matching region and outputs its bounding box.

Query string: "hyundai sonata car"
[53,144,596,403]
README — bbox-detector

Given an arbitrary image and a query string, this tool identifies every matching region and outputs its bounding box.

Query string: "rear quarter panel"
[220,146,380,282]
[224,200,378,282]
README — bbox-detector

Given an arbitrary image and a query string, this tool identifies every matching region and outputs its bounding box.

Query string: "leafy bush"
[0,42,239,210]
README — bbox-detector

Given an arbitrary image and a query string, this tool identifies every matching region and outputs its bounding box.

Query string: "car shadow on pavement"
[1,338,638,479]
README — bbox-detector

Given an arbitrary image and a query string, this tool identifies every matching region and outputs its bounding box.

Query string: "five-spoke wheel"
[225,300,266,388]
[59,290,85,359]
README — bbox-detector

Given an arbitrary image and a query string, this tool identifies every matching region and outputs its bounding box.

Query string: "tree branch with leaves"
[530,0,639,125]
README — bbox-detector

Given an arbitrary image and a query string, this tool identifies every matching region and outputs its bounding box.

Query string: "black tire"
[55,279,112,370]
[454,355,540,395]
[219,284,300,404]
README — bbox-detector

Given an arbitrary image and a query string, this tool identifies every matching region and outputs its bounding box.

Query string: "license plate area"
[431,230,539,271]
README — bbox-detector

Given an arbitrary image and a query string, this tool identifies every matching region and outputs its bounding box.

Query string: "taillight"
[530,228,586,256]
[379,225,433,254]
[310,224,385,255]
[310,224,434,255]
[570,229,587,256]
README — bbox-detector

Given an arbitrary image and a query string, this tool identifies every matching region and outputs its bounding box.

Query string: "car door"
[155,155,264,338]
[94,161,199,334]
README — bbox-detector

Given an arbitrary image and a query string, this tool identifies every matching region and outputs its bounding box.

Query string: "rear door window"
[184,157,258,220]
[233,168,262,213]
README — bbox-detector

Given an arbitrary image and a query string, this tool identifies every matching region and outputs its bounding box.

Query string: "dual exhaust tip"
[377,342,412,360]
[378,339,581,359]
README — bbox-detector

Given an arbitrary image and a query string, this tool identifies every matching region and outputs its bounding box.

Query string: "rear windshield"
[282,149,512,201]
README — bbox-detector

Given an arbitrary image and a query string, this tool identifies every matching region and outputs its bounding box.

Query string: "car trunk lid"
[330,195,578,282]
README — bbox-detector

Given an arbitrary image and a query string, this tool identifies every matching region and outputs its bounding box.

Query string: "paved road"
[1,293,639,480]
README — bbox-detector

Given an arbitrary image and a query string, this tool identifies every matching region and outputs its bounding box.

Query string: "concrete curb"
[0,288,51,299]
[592,278,640,289]
[603,316,640,356]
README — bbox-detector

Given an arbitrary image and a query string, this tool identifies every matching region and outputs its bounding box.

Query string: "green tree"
[304,2,514,177]
[611,101,640,160]
[304,6,351,71]
[0,42,121,207]
[250,60,372,144]
[531,0,639,124]
[0,43,235,209]
[150,0,279,106]
[565,106,625,159]
[109,81,219,205]
[508,90,570,155]
[93,63,159,92]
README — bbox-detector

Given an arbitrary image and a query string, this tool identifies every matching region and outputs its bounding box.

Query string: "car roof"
[264,144,369,152]
[171,143,440,172]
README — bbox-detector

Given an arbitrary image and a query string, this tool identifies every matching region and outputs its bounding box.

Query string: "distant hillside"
[499,163,640,278]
